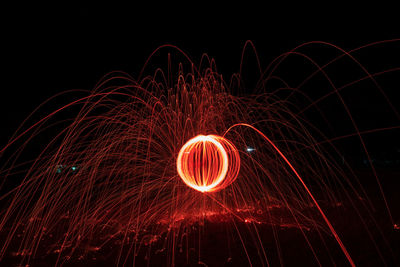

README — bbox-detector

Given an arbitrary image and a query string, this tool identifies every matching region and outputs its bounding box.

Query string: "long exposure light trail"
[0,40,398,266]
[177,135,240,192]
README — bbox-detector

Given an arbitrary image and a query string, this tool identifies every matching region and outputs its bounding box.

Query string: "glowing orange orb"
[177,135,240,192]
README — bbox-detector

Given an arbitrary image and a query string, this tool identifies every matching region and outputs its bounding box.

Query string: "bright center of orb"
[176,135,240,193]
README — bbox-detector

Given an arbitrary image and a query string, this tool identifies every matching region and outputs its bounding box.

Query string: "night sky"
[2,5,398,145]
[3,6,399,164]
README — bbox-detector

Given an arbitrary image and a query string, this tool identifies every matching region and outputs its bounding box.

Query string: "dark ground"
[1,170,399,266]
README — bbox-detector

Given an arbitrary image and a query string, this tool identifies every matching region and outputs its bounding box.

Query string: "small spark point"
[246,147,255,152]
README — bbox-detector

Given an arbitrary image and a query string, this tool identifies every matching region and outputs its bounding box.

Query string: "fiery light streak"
[0,40,398,266]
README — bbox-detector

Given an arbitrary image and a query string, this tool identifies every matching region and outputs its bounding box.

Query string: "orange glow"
[177,135,240,192]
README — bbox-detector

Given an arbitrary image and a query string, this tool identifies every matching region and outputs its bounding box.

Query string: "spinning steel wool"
[1,41,399,266]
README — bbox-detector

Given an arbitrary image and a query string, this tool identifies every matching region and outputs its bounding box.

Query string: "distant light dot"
[246,147,255,152]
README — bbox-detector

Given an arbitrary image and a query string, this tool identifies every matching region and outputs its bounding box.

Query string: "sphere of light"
[177,135,240,192]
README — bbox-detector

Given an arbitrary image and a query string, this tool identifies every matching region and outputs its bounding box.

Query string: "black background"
[1,4,399,163]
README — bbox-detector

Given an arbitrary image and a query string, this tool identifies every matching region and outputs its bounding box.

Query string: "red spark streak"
[226,123,356,267]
